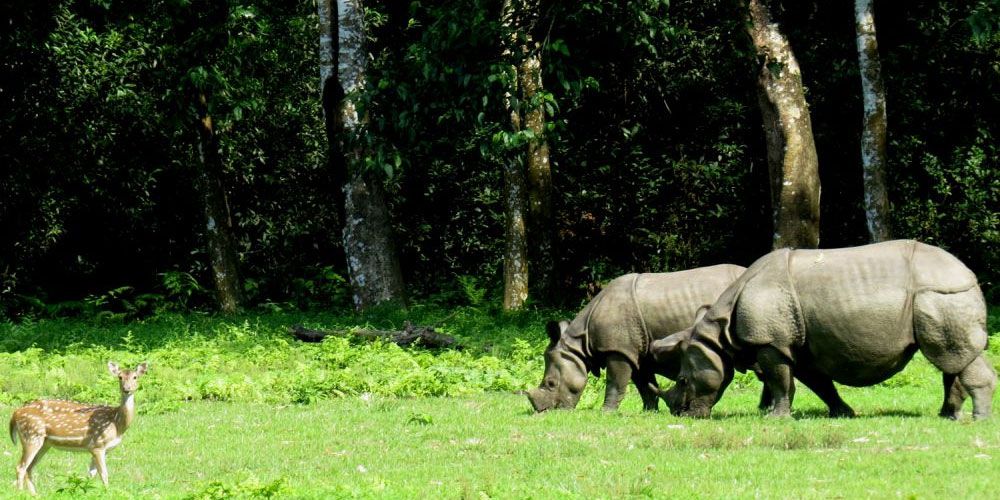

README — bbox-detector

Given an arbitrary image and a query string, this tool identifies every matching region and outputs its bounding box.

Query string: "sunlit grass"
[0,306,997,497]
[3,378,998,498]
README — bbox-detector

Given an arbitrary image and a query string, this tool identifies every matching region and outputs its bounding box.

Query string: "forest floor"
[0,306,997,498]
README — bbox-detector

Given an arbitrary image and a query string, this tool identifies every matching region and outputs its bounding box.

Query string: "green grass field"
[0,306,998,498]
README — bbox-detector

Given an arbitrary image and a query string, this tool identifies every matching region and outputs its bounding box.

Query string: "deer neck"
[115,392,136,432]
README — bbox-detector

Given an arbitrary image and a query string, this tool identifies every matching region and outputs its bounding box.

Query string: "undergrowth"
[0,305,997,415]
[0,305,555,412]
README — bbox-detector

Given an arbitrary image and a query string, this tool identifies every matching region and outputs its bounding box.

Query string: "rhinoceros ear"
[712,315,735,351]
[546,320,569,342]
[693,304,712,324]
[651,331,690,361]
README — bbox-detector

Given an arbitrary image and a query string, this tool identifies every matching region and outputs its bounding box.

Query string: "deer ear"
[108,362,120,375]
[135,362,148,375]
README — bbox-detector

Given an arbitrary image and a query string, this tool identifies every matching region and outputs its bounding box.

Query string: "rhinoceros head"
[651,309,734,418]
[527,320,589,412]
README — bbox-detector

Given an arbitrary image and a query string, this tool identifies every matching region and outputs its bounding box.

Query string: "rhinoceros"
[526,264,751,412]
[651,240,996,419]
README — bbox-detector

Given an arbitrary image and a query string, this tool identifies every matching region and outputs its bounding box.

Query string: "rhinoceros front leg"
[958,355,996,420]
[757,347,795,417]
[603,354,633,411]
[793,364,855,418]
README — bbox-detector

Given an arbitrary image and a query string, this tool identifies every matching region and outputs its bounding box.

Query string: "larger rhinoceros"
[651,240,996,419]
[527,264,749,412]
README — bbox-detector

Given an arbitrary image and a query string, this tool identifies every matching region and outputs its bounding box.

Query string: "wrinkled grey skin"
[652,240,996,419]
[527,265,749,412]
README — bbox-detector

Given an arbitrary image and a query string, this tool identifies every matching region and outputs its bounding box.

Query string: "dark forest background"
[2,0,998,317]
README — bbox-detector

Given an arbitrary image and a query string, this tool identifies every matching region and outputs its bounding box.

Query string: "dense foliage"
[782,1,1000,297]
[1,306,997,410]
[2,0,998,317]
[0,307,546,410]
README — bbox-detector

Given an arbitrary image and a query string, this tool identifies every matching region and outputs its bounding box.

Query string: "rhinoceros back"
[587,265,745,368]
[784,240,979,385]
[635,265,746,340]
[789,241,914,344]
[789,241,978,324]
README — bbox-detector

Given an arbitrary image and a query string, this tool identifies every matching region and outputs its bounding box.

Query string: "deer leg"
[24,444,48,495]
[16,436,44,494]
[91,449,109,486]
[89,456,98,478]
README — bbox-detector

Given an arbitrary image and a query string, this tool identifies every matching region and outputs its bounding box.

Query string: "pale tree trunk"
[748,0,821,249]
[855,0,891,242]
[518,2,554,303]
[502,137,530,311]
[317,0,347,226]
[195,93,242,314]
[320,0,405,310]
[501,0,529,311]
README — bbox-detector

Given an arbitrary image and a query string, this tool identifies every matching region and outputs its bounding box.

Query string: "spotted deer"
[9,361,147,494]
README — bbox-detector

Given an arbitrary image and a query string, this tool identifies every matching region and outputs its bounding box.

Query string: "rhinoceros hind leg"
[757,347,795,418]
[938,373,966,420]
[633,371,659,411]
[793,365,855,418]
[913,288,988,375]
[752,368,774,412]
[958,355,996,420]
[758,385,774,412]
[603,354,633,411]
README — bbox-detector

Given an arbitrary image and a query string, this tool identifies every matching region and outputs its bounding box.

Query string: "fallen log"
[288,321,461,349]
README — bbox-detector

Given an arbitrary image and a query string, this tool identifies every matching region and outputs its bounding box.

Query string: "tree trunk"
[501,0,529,311]
[195,92,242,314]
[317,0,346,227]
[342,173,406,308]
[855,0,891,242]
[502,144,530,311]
[748,0,821,250]
[324,0,405,310]
[519,14,554,303]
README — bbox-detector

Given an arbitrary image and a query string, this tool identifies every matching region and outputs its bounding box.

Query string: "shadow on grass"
[794,407,926,419]
[704,406,927,420]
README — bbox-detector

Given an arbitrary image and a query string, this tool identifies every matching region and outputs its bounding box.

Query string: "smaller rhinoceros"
[527,264,750,412]
[652,240,996,419]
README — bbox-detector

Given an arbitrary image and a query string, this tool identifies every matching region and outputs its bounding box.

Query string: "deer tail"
[9,416,16,445]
